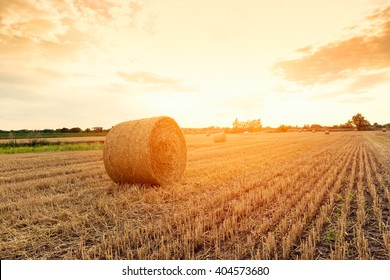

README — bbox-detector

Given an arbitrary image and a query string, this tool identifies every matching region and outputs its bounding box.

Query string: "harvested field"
[1,132,390,260]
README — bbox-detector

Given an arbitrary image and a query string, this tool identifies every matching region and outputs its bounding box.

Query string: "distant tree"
[351,113,371,131]
[60,127,70,133]
[85,128,91,132]
[92,127,103,132]
[277,124,288,132]
[69,127,82,133]
[249,119,262,132]
[233,118,240,129]
[340,120,354,129]
[372,122,383,129]
[231,118,262,133]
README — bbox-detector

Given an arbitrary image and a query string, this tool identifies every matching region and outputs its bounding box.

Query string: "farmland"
[0,137,106,154]
[0,131,390,259]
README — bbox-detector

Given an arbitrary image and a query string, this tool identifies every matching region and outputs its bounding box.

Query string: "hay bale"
[383,128,387,132]
[325,130,330,134]
[103,116,187,185]
[206,133,210,137]
[213,132,226,142]
[312,130,316,133]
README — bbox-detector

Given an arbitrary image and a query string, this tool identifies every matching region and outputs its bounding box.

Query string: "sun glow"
[1,0,390,130]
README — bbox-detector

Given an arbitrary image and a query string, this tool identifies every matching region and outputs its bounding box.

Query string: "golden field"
[0,131,389,260]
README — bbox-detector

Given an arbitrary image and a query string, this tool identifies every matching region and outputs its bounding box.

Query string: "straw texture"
[103,116,187,185]
[213,133,226,142]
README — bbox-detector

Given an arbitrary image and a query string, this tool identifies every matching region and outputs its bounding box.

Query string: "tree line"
[1,113,388,139]
[0,127,108,140]
[228,113,388,133]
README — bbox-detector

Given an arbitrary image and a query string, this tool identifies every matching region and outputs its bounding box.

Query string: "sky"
[1,0,390,130]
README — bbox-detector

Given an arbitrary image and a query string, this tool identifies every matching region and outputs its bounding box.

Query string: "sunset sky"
[1,0,390,130]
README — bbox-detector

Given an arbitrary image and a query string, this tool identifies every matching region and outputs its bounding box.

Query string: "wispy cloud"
[346,72,389,93]
[73,0,116,22]
[35,67,67,79]
[0,71,41,86]
[295,45,312,54]
[116,71,196,93]
[273,5,390,86]
[309,71,389,101]
[117,71,179,85]
[0,86,39,101]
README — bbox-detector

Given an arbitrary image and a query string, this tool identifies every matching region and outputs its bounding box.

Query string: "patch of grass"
[0,141,104,154]
[0,131,107,139]
[323,228,336,245]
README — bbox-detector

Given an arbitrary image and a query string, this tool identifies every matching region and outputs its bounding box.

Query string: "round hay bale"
[325,130,330,134]
[382,128,387,132]
[213,132,226,142]
[206,133,210,137]
[103,116,187,185]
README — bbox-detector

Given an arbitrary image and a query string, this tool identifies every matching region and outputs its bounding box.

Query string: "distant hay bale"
[103,116,187,185]
[206,133,210,137]
[383,128,387,132]
[312,130,316,133]
[213,132,226,143]
[325,130,330,134]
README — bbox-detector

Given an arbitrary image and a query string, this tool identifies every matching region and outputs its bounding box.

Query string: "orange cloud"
[295,45,312,54]
[0,0,146,60]
[273,5,390,86]
[73,0,116,21]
